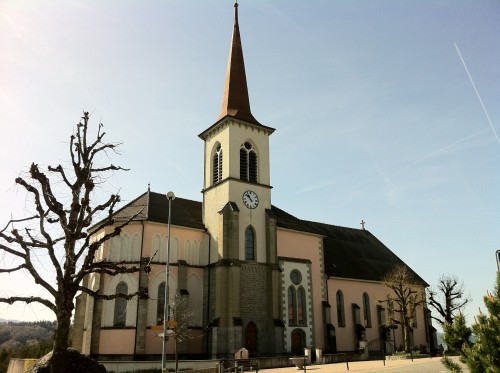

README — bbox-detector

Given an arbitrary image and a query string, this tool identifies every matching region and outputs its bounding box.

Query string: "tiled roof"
[269,205,323,235]
[307,221,428,285]
[108,191,204,230]
[270,205,426,285]
[106,190,426,285]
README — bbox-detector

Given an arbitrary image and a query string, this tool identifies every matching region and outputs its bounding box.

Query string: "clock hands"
[243,190,258,209]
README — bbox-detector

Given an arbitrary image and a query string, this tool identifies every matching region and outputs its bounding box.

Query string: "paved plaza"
[262,357,469,373]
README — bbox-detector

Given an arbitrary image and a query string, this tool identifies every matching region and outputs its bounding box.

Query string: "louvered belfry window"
[213,144,223,184]
[240,142,257,183]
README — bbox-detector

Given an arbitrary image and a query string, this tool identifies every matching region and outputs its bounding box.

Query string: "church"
[72,3,435,361]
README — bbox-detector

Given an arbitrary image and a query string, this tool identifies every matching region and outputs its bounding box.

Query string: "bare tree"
[384,265,426,353]
[163,294,198,372]
[0,112,146,373]
[427,274,471,326]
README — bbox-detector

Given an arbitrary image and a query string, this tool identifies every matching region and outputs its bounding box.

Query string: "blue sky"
[0,1,498,327]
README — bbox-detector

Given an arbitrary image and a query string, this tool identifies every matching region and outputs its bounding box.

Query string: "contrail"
[454,42,500,146]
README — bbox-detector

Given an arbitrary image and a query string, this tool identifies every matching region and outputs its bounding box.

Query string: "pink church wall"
[142,223,206,260]
[95,221,207,356]
[100,222,207,262]
[327,278,428,352]
[277,229,325,349]
[99,329,136,354]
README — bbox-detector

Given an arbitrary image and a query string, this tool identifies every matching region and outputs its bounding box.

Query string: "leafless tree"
[164,294,198,372]
[384,265,426,353]
[427,274,471,326]
[0,112,146,373]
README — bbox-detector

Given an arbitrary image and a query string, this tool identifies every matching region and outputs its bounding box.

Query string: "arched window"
[212,144,223,184]
[240,142,257,183]
[199,241,206,265]
[114,282,128,327]
[387,299,395,321]
[157,282,166,325]
[288,270,307,326]
[170,237,179,263]
[363,292,372,328]
[245,226,255,260]
[191,241,199,265]
[336,290,345,327]
[131,234,141,261]
[109,236,121,262]
[187,275,203,325]
[121,235,131,262]
[297,287,306,325]
[288,286,297,325]
[152,235,161,262]
[185,240,191,264]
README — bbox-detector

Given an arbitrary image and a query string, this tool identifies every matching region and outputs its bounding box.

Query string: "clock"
[242,190,259,209]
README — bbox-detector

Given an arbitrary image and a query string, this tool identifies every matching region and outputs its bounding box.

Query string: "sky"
[0,1,498,328]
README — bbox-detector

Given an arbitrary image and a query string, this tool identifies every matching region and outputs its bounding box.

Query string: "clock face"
[242,190,259,209]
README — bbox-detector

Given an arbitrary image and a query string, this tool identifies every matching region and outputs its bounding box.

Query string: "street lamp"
[162,191,175,372]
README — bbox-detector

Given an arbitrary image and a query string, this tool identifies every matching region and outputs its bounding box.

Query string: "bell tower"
[199,2,283,357]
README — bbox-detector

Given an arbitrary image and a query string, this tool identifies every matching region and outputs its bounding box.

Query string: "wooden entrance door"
[291,329,304,356]
[245,322,257,354]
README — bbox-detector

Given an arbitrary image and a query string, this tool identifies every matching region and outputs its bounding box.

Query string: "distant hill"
[0,321,56,373]
[0,321,56,350]
[0,319,18,324]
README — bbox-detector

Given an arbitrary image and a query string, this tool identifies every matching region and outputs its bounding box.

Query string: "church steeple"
[218,2,260,126]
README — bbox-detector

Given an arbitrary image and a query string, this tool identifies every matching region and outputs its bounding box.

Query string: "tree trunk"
[51,297,74,373]
[404,325,412,353]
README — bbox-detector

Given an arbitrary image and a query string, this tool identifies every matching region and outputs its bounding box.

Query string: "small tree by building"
[0,112,147,373]
[163,294,198,372]
[427,274,471,326]
[383,265,425,353]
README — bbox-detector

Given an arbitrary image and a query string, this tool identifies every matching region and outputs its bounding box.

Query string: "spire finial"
[234,1,239,25]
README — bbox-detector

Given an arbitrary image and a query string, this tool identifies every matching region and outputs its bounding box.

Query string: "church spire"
[218,2,261,126]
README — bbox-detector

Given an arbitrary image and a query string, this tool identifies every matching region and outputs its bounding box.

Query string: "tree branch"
[78,285,148,301]
[0,296,56,312]
[0,264,26,273]
[48,164,73,189]
[0,242,26,259]
[77,260,146,279]
[91,165,130,173]
[1,215,39,234]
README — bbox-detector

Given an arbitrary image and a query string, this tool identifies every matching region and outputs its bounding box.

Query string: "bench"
[220,358,259,372]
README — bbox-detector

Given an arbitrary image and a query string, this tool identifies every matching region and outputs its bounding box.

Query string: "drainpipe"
[205,229,211,356]
[133,220,146,358]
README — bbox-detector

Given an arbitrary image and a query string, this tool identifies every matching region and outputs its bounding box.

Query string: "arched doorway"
[291,329,305,356]
[245,322,257,354]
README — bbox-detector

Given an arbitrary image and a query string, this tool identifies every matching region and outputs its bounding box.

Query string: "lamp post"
[162,191,175,372]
